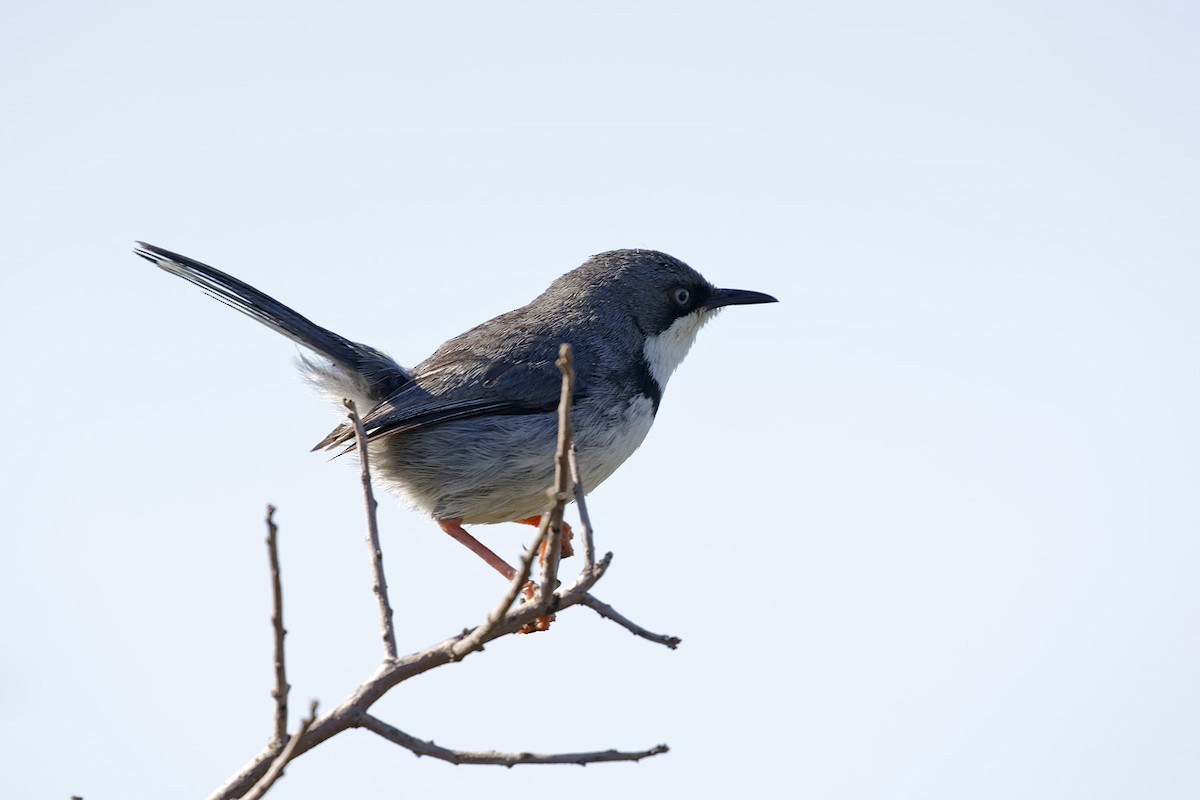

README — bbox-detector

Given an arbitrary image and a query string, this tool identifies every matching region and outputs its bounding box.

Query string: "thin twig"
[359,714,668,766]
[240,700,319,800]
[567,443,595,570]
[580,594,682,650]
[540,343,575,599]
[209,551,624,799]
[265,505,289,746]
[344,398,398,661]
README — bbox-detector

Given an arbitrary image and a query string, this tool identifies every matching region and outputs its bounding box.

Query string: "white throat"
[642,310,715,389]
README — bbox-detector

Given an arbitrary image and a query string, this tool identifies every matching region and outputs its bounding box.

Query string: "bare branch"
[580,594,682,650]
[567,443,595,570]
[265,506,289,746]
[209,551,628,798]
[240,700,319,800]
[359,714,668,766]
[344,398,398,661]
[540,343,575,599]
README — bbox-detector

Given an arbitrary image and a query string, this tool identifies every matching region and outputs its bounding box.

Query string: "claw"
[516,581,555,634]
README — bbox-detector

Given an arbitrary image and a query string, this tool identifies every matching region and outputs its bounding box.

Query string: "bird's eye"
[672,287,691,307]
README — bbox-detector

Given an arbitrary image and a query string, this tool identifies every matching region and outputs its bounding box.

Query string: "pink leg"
[438,517,554,633]
[437,518,518,580]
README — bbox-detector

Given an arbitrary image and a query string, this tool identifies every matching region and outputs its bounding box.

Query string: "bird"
[134,242,777,581]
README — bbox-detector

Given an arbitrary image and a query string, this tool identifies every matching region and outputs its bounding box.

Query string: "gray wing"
[314,324,573,451]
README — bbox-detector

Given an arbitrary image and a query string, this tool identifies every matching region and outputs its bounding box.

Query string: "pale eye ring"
[673,287,691,307]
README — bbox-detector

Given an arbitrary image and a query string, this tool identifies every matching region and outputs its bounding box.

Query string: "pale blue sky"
[2,2,1198,798]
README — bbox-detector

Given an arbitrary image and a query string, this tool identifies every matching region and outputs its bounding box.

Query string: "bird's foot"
[517,580,556,634]
[555,521,575,559]
[514,516,575,560]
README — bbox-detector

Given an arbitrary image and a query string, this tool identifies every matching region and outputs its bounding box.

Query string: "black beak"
[704,287,779,309]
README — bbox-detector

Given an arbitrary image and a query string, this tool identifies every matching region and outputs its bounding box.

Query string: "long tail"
[134,242,412,403]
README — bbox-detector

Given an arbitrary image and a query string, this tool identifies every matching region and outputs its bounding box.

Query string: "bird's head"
[548,249,778,390]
